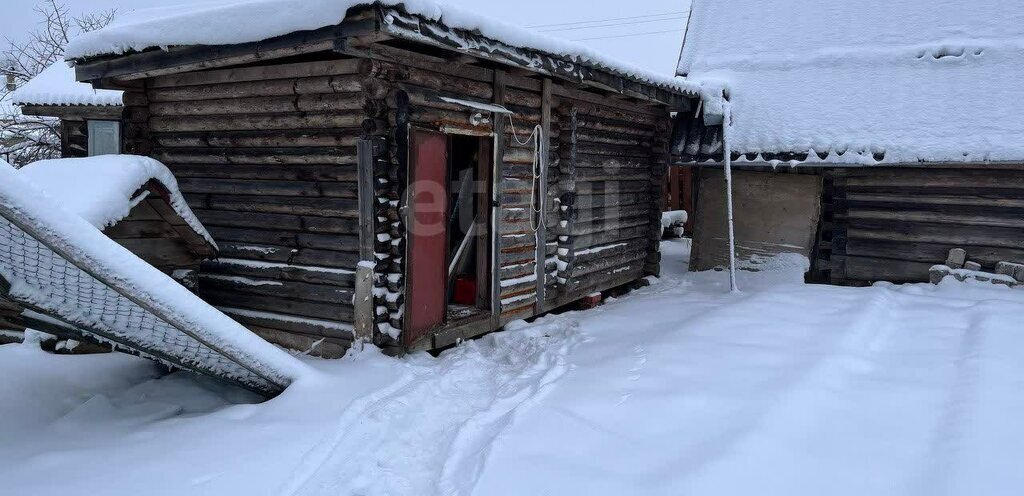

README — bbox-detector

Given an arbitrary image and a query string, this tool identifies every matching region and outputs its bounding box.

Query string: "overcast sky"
[1,0,689,75]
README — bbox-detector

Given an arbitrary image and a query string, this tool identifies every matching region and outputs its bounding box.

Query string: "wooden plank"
[202,259,355,287]
[357,139,377,261]
[535,78,552,312]
[491,68,508,328]
[149,58,366,88]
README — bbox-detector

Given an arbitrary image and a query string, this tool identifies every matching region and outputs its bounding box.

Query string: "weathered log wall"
[546,91,669,311]
[822,166,1024,284]
[124,47,673,352]
[125,58,381,356]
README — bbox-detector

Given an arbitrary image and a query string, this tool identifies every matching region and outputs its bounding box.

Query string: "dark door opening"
[405,130,494,347]
[445,134,492,326]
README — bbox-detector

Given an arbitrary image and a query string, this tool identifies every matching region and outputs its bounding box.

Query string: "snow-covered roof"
[64,0,695,95]
[11,62,122,107]
[19,155,216,248]
[677,0,1024,165]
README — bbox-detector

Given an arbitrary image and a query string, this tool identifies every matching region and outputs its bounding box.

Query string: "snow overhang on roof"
[18,155,216,250]
[64,0,698,107]
[676,0,1024,165]
[11,62,122,108]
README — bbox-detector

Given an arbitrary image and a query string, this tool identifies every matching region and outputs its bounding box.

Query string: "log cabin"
[12,62,124,158]
[65,1,699,356]
[673,0,1024,285]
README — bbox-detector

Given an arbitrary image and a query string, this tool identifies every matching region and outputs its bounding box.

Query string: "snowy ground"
[3,239,1024,496]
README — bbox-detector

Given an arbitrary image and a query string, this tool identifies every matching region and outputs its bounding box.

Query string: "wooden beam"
[491,68,507,329]
[377,6,695,107]
[19,104,122,120]
[75,16,377,82]
[535,78,552,313]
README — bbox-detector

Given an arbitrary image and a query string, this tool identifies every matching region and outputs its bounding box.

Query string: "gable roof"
[65,0,696,103]
[11,62,122,107]
[677,0,1024,165]
[19,155,216,250]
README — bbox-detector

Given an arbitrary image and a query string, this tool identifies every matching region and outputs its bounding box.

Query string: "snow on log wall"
[122,59,382,357]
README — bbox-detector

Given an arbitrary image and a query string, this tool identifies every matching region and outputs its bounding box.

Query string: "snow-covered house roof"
[677,0,1024,165]
[18,155,216,249]
[11,62,122,108]
[64,0,697,98]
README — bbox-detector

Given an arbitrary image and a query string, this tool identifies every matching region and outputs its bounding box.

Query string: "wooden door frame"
[404,126,498,348]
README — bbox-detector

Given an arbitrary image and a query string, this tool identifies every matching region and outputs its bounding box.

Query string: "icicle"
[722,103,739,293]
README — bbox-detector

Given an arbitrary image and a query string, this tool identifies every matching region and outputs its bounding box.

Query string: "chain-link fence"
[0,210,287,396]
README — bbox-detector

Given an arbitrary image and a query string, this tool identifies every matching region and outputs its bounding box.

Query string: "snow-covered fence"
[0,163,305,395]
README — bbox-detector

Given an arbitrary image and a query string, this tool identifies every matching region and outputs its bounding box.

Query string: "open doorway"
[405,129,493,347]
[445,134,492,325]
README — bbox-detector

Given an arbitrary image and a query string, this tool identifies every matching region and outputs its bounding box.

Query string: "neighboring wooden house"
[673,0,1024,285]
[0,155,217,341]
[12,62,123,157]
[66,1,698,356]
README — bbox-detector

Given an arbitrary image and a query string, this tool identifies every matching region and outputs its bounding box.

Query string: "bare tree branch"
[1,1,117,165]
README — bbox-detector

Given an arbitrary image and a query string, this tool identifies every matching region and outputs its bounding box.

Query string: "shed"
[65,0,698,356]
[11,62,124,157]
[0,155,217,338]
[673,0,1024,285]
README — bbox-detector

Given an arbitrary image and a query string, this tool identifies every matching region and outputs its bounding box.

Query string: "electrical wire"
[526,11,687,29]
[538,15,686,33]
[498,108,545,233]
[571,29,682,42]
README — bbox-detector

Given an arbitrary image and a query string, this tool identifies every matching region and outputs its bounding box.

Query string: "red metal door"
[405,129,449,346]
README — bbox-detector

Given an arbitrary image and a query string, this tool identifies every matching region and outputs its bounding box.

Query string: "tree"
[0,1,115,166]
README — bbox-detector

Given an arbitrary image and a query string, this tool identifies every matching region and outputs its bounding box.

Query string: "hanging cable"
[499,110,545,233]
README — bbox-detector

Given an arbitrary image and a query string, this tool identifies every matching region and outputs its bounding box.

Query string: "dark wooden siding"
[124,58,379,355]
[823,166,1024,284]
[546,89,669,312]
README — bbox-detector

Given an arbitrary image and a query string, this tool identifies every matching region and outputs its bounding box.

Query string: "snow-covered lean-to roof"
[63,0,696,96]
[677,0,1024,165]
[18,155,216,249]
[10,62,122,107]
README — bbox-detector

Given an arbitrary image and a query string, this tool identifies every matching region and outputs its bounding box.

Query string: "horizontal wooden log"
[246,326,350,358]
[564,249,648,279]
[112,238,198,270]
[149,58,367,89]
[203,259,355,287]
[216,242,360,269]
[557,215,651,237]
[167,164,358,182]
[155,147,357,165]
[570,224,651,251]
[843,238,1024,268]
[200,273,353,304]
[150,113,367,132]
[184,193,359,218]
[201,289,353,322]
[150,93,377,117]
[154,128,363,149]
[103,220,181,239]
[206,226,359,253]
[838,208,1024,229]
[177,178,358,199]
[147,75,368,102]
[193,209,360,235]
[835,255,934,283]
[844,218,1024,249]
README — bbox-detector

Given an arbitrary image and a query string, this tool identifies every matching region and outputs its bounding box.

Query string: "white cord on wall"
[501,111,545,233]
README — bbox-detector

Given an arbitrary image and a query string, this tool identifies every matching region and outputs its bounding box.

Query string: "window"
[87,120,121,156]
